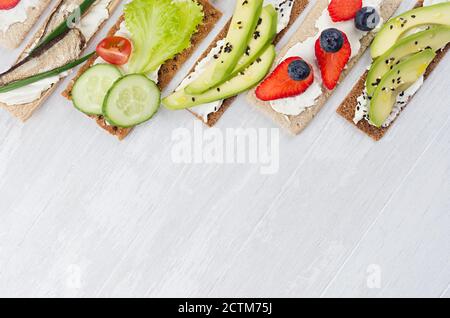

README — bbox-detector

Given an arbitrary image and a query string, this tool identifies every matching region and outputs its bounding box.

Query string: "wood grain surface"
[0,0,448,297]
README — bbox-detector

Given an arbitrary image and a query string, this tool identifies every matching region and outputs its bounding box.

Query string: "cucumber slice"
[72,64,122,115]
[103,74,160,128]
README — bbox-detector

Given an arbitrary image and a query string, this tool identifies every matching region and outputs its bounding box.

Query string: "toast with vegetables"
[247,0,403,135]
[0,0,121,121]
[0,0,52,49]
[336,0,450,141]
[164,0,309,127]
[62,0,222,140]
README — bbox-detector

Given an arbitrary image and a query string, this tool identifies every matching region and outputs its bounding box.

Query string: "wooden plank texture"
[0,0,448,297]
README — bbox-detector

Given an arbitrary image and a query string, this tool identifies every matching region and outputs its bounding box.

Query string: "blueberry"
[320,28,344,53]
[355,7,380,31]
[288,59,311,81]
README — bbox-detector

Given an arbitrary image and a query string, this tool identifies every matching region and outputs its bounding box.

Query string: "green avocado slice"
[184,0,263,95]
[369,49,436,127]
[367,25,450,96]
[371,2,450,58]
[230,4,278,77]
[163,45,275,110]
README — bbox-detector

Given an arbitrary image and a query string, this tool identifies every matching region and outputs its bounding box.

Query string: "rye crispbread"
[0,0,52,49]
[336,45,449,141]
[62,0,222,140]
[188,0,310,127]
[336,1,449,141]
[0,0,122,122]
[247,0,403,135]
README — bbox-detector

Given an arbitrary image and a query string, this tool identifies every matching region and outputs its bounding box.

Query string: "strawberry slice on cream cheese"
[0,0,20,10]
[264,0,383,117]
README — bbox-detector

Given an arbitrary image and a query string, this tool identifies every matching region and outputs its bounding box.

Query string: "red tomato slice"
[96,36,132,66]
[0,0,20,10]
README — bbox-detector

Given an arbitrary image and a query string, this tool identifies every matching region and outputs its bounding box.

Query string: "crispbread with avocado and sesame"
[336,0,449,141]
[247,0,402,135]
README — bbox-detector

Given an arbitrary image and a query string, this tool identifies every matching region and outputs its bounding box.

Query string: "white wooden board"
[0,0,448,297]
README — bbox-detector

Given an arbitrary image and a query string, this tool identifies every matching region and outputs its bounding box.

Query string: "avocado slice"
[230,4,278,77]
[184,0,263,95]
[371,2,450,59]
[369,49,436,127]
[367,26,450,96]
[163,45,275,110]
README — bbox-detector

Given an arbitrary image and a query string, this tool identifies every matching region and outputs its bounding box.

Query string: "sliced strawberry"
[256,57,314,101]
[328,0,362,22]
[315,32,351,90]
[0,0,20,10]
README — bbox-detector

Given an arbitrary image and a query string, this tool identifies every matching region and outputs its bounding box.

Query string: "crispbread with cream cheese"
[188,0,310,127]
[0,0,52,49]
[0,0,122,122]
[247,0,402,135]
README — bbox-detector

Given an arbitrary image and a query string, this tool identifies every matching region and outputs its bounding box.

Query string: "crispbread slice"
[0,0,122,122]
[337,45,449,141]
[247,0,402,135]
[62,0,222,140]
[337,1,449,141]
[188,0,310,127]
[0,0,52,49]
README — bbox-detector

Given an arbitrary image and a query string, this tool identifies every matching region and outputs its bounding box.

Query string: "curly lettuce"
[124,0,204,74]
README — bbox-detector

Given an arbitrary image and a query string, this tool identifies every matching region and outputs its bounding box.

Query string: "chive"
[0,52,95,94]
[30,0,97,54]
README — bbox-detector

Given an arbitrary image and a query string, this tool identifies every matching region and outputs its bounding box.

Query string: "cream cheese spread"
[353,76,424,127]
[270,0,383,116]
[0,0,113,106]
[424,0,448,6]
[0,0,40,33]
[0,72,69,105]
[78,0,111,40]
[179,39,227,122]
[353,0,446,127]
[264,0,295,33]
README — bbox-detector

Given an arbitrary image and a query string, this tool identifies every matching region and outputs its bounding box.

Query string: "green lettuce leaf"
[124,0,204,74]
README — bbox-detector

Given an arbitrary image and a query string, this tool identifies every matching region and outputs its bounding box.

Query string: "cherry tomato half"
[96,36,132,66]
